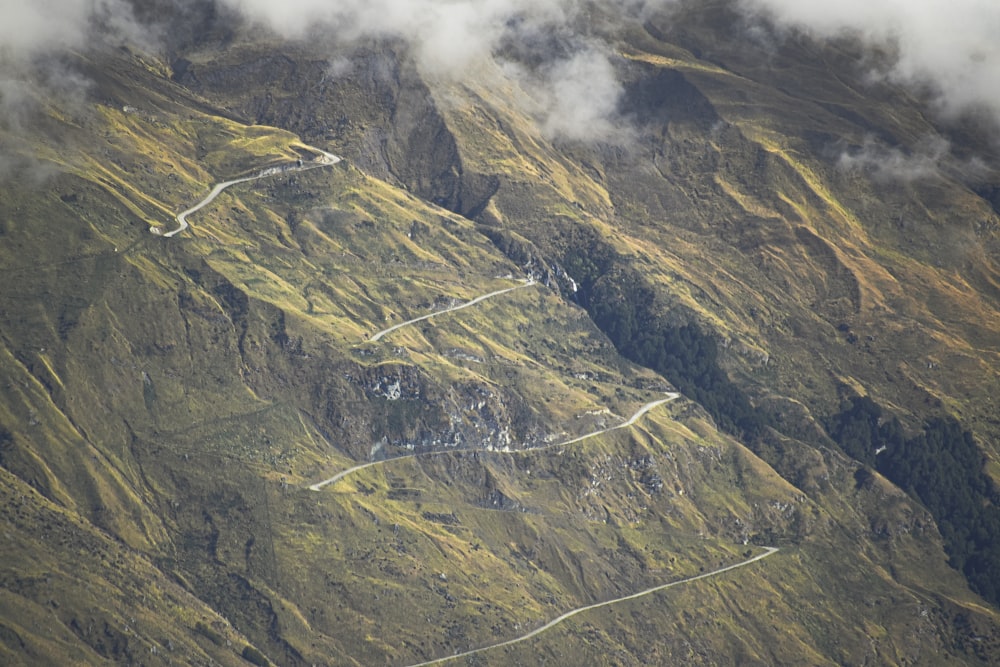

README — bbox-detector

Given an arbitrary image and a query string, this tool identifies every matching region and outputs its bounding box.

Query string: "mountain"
[2,1,1000,665]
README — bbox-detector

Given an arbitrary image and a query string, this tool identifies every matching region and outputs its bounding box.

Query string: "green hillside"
[2,2,1000,665]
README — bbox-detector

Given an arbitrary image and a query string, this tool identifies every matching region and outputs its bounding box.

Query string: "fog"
[1,0,999,149]
[837,135,950,182]
[220,0,639,141]
[740,0,1000,122]
[214,0,1000,147]
[0,0,150,61]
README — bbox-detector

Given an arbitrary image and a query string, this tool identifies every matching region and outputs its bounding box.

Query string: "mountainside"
[3,1,1000,665]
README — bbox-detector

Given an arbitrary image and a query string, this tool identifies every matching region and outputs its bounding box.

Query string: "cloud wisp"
[835,133,994,185]
[218,0,1000,147]
[221,0,572,75]
[502,47,633,144]
[738,0,1000,125]
[836,135,950,182]
[2,0,999,151]
[0,0,152,63]
[221,0,640,143]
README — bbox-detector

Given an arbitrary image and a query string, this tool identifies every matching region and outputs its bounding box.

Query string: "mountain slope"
[2,2,1000,665]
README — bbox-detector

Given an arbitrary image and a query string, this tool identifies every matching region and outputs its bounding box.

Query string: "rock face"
[2,3,1000,666]
[176,43,500,220]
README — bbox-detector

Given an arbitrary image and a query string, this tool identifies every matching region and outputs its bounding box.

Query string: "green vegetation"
[828,396,1000,604]
[564,243,766,440]
[4,5,1000,665]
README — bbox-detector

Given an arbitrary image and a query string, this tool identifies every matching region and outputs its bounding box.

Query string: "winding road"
[307,392,679,492]
[155,148,340,238]
[551,391,679,450]
[405,546,780,667]
[154,149,777,665]
[370,279,536,342]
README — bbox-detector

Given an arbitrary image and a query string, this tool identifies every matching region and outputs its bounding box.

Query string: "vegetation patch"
[828,396,1000,604]
[561,238,766,441]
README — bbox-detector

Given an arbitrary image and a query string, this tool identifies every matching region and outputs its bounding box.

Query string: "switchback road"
[156,148,340,237]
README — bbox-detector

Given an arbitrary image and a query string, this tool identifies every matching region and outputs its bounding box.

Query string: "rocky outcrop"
[174,43,499,220]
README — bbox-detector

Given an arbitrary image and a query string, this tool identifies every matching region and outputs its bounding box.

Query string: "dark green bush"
[827,396,1000,606]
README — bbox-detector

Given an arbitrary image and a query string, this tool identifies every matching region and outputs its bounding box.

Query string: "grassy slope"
[0,467,257,666]
[1,33,999,667]
[619,13,1000,449]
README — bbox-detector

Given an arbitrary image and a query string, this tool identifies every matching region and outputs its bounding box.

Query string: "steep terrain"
[3,2,1000,665]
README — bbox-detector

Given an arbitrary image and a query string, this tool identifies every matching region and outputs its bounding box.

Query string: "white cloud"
[837,135,949,182]
[0,1,90,58]
[221,0,569,75]
[0,78,37,130]
[0,0,148,61]
[0,0,150,181]
[836,133,993,183]
[738,0,1000,122]
[220,0,636,143]
[3,0,997,149]
[539,49,632,143]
